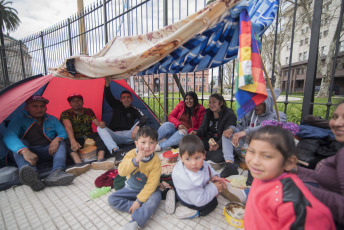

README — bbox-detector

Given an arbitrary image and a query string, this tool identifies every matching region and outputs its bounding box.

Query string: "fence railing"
[1,0,343,124]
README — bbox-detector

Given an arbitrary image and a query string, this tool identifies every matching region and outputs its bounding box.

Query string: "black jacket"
[105,86,147,132]
[196,107,237,148]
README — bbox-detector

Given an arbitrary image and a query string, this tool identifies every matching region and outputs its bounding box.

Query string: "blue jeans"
[157,122,186,149]
[222,135,246,162]
[97,122,138,152]
[108,187,161,228]
[12,140,67,173]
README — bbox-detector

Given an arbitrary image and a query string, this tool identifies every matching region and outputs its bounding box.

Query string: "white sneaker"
[165,189,176,214]
[155,144,161,152]
[91,161,114,170]
[175,206,199,219]
[119,221,139,230]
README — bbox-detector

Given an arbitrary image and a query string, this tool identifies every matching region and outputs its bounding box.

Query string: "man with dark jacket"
[4,95,74,191]
[97,78,147,162]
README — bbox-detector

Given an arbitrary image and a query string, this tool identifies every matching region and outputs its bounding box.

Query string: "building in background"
[134,70,210,97]
[279,0,344,94]
[0,35,32,89]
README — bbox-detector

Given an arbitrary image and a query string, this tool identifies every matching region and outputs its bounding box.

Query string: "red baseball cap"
[25,95,49,104]
[67,93,83,103]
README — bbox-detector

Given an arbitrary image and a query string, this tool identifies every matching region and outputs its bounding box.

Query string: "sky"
[10,0,207,40]
[10,0,96,40]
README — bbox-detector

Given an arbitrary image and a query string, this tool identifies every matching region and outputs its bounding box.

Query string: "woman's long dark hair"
[209,93,227,109]
[184,91,199,121]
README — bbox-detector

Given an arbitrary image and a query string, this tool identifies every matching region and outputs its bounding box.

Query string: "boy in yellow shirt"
[108,126,161,230]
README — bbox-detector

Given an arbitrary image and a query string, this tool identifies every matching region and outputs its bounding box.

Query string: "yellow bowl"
[223,202,245,228]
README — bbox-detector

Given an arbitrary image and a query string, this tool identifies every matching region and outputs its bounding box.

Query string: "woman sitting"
[190,93,237,169]
[155,91,205,151]
[297,101,344,227]
[221,89,286,179]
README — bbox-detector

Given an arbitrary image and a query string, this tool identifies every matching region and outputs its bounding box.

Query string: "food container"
[162,150,179,163]
[84,138,96,148]
[79,145,97,162]
[223,202,245,228]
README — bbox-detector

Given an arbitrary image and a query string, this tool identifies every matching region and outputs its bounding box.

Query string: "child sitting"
[244,125,335,229]
[108,126,161,230]
[167,135,226,218]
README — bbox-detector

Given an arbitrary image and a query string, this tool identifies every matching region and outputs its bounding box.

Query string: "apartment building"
[279,0,344,94]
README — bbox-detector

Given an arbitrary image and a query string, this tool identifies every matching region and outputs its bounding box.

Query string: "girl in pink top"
[244,125,335,230]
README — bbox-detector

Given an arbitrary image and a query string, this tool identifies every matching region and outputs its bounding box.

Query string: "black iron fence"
[0,0,343,123]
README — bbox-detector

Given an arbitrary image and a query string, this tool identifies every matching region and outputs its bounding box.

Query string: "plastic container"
[79,145,97,162]
[223,202,245,228]
[162,150,179,163]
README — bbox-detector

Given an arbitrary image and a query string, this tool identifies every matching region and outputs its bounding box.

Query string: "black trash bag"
[296,139,320,169]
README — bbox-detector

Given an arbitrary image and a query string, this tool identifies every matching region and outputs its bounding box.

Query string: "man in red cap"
[60,93,114,176]
[4,95,74,191]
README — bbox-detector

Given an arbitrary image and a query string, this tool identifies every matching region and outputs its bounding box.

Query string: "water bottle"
[89,186,111,199]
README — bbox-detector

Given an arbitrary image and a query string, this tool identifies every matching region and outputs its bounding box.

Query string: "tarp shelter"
[50,0,278,79]
[0,75,160,164]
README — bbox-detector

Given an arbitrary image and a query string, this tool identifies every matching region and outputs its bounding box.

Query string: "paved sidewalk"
[0,159,243,230]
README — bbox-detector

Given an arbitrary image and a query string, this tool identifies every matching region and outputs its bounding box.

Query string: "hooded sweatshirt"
[172,160,219,207]
[230,89,286,135]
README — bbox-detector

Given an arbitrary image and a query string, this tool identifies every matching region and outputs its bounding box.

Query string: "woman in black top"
[190,93,237,166]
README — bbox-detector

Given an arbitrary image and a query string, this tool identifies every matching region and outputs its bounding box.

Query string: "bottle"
[89,186,111,199]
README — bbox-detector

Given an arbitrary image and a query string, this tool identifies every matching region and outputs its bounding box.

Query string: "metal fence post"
[19,40,26,79]
[284,0,298,114]
[163,0,168,122]
[103,0,108,44]
[301,0,323,121]
[68,18,73,56]
[41,31,48,75]
[271,1,280,87]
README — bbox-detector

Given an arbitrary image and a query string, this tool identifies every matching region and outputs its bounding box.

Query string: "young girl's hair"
[183,91,200,121]
[209,93,227,109]
[179,135,205,157]
[248,125,298,162]
[136,126,158,141]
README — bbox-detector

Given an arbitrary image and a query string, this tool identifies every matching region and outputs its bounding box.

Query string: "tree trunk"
[316,18,341,98]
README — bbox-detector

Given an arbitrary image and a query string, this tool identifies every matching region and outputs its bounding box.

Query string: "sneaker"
[114,149,126,166]
[222,182,247,204]
[44,169,74,187]
[155,144,161,152]
[165,189,176,214]
[66,163,91,177]
[19,165,45,191]
[119,220,139,230]
[91,161,114,170]
[175,206,199,219]
[246,171,253,186]
[220,162,239,178]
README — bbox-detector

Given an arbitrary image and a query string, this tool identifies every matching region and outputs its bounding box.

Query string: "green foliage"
[0,0,21,31]
[144,92,343,124]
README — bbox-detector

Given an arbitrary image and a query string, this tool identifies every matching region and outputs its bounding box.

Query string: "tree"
[261,0,302,90]
[0,0,21,86]
[285,0,343,98]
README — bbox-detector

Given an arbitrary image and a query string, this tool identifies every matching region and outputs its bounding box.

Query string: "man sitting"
[97,78,147,163]
[4,95,74,191]
[60,93,114,177]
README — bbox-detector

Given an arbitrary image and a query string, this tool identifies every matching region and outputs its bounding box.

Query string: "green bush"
[143,93,343,124]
